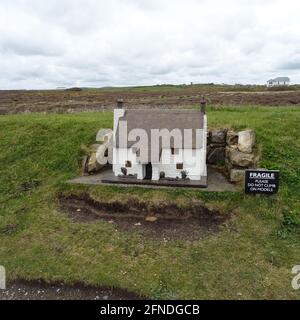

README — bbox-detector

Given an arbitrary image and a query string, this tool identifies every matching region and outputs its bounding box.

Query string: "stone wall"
[207,129,258,183]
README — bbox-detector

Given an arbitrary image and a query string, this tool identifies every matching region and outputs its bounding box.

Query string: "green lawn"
[0,106,299,299]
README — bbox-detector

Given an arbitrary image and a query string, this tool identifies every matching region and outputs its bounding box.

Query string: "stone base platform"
[67,166,239,192]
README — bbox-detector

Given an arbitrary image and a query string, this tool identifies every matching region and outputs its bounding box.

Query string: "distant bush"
[267,85,300,91]
[65,87,83,92]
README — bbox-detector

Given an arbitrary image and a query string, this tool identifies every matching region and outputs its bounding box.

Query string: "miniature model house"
[112,101,207,184]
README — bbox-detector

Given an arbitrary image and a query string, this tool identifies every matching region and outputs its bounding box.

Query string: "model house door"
[145,163,152,179]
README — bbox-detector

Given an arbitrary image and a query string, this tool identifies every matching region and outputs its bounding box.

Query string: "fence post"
[200,96,206,113]
[117,98,124,109]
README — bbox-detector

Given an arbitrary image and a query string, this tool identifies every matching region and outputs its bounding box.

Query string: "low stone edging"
[207,128,258,183]
[82,127,259,184]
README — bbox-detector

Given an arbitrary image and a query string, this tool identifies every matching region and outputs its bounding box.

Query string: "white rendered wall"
[267,81,290,87]
[113,148,205,181]
[203,114,208,177]
[153,148,205,180]
[113,148,145,179]
[153,114,207,181]
[113,109,125,140]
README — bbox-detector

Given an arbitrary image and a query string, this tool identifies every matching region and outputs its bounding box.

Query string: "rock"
[225,158,233,173]
[230,169,245,183]
[96,129,113,143]
[207,147,225,164]
[210,143,225,148]
[211,129,227,144]
[96,144,109,166]
[226,130,238,146]
[238,130,255,153]
[87,152,103,173]
[207,132,211,144]
[90,144,101,151]
[82,155,88,173]
[83,144,110,174]
[227,147,255,167]
[145,216,158,222]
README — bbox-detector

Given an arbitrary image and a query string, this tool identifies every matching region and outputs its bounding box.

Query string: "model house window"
[125,161,132,168]
[171,148,179,155]
[176,163,183,170]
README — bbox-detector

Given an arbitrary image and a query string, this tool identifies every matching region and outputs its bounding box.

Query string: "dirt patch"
[59,193,230,240]
[20,179,41,192]
[0,280,143,300]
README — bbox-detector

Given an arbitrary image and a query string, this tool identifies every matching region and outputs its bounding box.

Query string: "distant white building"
[267,77,290,87]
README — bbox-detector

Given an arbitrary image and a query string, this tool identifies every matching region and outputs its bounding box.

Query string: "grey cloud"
[278,61,300,71]
[0,0,300,89]
[1,39,63,57]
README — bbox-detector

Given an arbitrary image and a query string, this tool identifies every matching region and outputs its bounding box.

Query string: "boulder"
[225,158,233,173]
[82,155,89,174]
[87,152,103,173]
[238,130,255,153]
[210,143,225,148]
[96,144,109,166]
[145,216,158,222]
[230,169,245,183]
[207,147,225,164]
[226,130,238,146]
[90,144,101,151]
[227,147,255,167]
[210,129,227,144]
[225,144,237,157]
[96,129,113,143]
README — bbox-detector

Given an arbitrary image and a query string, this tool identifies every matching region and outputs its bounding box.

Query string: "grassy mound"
[0,106,299,299]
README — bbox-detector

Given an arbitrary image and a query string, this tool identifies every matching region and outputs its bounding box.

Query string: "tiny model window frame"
[125,161,132,168]
[176,163,183,170]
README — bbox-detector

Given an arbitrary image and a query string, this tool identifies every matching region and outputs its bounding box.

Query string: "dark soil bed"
[0,280,142,300]
[59,193,230,240]
[1,89,300,115]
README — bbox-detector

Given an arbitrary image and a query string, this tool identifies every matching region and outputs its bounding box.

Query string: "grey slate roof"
[116,109,205,151]
[268,77,290,82]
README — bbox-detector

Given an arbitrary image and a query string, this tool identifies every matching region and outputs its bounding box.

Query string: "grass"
[0,106,300,299]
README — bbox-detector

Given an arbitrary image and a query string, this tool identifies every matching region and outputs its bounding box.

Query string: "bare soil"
[0,280,143,300]
[59,193,230,240]
[1,88,300,114]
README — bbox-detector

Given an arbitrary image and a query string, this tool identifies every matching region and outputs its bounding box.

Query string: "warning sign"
[245,170,279,195]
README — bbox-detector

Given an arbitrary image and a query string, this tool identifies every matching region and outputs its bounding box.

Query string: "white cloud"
[0,0,300,89]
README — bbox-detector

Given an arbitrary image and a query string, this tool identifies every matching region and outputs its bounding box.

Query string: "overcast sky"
[0,0,299,89]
